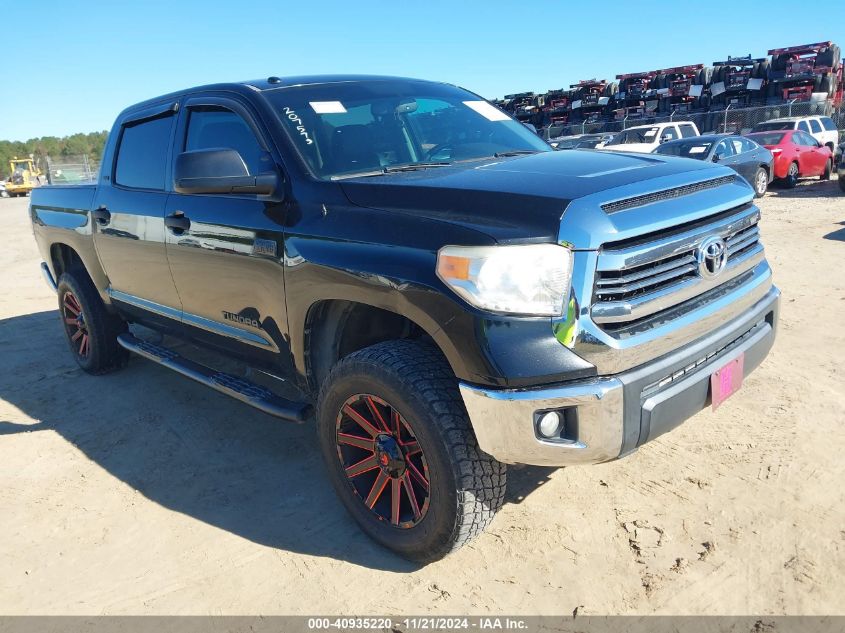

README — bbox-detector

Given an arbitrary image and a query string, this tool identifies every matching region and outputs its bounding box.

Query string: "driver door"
[164,94,294,374]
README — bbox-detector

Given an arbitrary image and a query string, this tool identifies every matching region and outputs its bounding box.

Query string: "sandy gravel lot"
[0,178,843,615]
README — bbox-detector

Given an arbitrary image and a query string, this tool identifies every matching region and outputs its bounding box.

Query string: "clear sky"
[3,0,840,141]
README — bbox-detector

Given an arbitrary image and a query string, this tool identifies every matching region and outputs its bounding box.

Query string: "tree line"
[1,131,108,173]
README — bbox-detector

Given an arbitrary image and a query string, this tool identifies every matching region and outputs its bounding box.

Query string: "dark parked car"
[838,148,845,193]
[653,134,773,197]
[29,75,779,561]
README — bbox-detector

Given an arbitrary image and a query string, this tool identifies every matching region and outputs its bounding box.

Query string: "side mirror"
[174,149,279,196]
[712,154,720,163]
[660,135,672,144]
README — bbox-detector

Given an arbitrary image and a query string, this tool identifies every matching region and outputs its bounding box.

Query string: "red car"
[745,129,833,188]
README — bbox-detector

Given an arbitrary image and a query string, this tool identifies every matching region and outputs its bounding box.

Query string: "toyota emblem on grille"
[697,236,728,278]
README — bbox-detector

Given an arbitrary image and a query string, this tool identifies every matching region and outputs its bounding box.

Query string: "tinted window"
[661,126,679,141]
[185,107,266,175]
[679,124,697,138]
[747,132,785,146]
[653,139,712,159]
[714,140,735,159]
[809,119,822,133]
[114,115,174,189]
[606,127,660,145]
[797,121,810,133]
[739,137,757,152]
[794,132,816,147]
[820,117,837,131]
[753,121,793,132]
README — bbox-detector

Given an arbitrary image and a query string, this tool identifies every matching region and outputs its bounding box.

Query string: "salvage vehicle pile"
[495,41,842,136]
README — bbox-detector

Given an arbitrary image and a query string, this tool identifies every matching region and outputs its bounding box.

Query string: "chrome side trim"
[107,289,275,350]
[40,262,58,293]
[592,244,765,323]
[459,378,624,466]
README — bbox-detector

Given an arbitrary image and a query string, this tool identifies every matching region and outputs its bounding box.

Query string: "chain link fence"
[549,100,844,141]
[44,155,100,184]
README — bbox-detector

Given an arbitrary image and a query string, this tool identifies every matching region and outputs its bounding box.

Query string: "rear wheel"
[57,270,128,374]
[316,340,507,562]
[752,167,768,197]
[782,161,799,188]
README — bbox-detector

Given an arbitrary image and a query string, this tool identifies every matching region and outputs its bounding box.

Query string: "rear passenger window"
[185,107,266,175]
[798,121,810,133]
[114,115,174,190]
[809,119,822,133]
[820,117,837,131]
[661,126,678,141]
[679,124,697,138]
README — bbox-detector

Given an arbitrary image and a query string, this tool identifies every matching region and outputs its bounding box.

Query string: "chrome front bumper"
[460,286,780,466]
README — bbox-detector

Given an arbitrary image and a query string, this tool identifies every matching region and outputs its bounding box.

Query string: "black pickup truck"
[30,75,780,561]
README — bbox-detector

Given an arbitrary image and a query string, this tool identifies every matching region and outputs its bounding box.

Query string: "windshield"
[747,132,786,146]
[264,80,551,179]
[606,127,659,145]
[753,121,793,132]
[654,139,713,159]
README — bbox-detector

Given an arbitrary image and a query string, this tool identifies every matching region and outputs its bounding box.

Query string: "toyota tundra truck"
[29,75,779,562]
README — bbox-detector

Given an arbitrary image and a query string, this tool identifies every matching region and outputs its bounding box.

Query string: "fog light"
[537,411,563,438]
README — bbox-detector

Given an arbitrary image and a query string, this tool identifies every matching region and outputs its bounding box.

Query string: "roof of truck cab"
[120,75,448,115]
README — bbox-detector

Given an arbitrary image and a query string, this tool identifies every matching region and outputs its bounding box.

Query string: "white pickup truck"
[604,121,700,153]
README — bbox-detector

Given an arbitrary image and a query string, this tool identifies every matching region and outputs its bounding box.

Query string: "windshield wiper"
[331,162,451,180]
[382,162,451,172]
[493,150,541,158]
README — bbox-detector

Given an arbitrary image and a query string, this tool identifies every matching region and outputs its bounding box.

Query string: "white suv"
[602,121,700,153]
[751,116,839,152]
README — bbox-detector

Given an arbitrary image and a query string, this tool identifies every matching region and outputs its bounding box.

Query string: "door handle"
[165,211,191,232]
[92,207,111,225]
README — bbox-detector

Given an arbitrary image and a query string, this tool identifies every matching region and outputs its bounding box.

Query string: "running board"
[117,333,312,423]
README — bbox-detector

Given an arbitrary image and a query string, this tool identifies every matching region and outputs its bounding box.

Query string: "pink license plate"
[710,354,744,411]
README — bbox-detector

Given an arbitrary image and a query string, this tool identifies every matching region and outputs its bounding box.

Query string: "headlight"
[436,244,573,316]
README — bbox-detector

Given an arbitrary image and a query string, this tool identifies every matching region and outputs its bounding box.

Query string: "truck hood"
[339,150,725,242]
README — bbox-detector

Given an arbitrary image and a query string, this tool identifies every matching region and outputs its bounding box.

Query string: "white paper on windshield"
[309,101,347,114]
[688,146,707,154]
[644,130,657,137]
[689,84,703,97]
[747,78,763,91]
[463,101,510,121]
[571,100,582,109]
[711,81,726,96]
[657,88,670,95]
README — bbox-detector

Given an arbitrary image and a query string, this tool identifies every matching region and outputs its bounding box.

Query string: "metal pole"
[623,114,629,130]
[723,103,732,133]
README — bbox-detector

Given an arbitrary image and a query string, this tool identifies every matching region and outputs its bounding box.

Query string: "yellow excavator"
[4,157,43,197]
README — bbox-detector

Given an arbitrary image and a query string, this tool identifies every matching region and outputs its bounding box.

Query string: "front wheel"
[316,340,507,562]
[821,159,832,181]
[782,162,799,189]
[752,167,768,197]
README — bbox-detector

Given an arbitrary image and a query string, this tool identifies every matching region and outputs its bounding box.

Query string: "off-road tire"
[316,339,507,562]
[56,270,128,374]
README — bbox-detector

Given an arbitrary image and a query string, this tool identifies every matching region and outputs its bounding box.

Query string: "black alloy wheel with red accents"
[62,290,90,359]
[56,269,128,374]
[317,339,507,563]
[336,394,430,528]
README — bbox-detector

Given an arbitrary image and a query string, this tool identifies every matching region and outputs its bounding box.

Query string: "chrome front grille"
[592,204,763,330]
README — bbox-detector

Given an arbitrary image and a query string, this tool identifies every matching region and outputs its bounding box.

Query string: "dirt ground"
[1,178,843,616]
